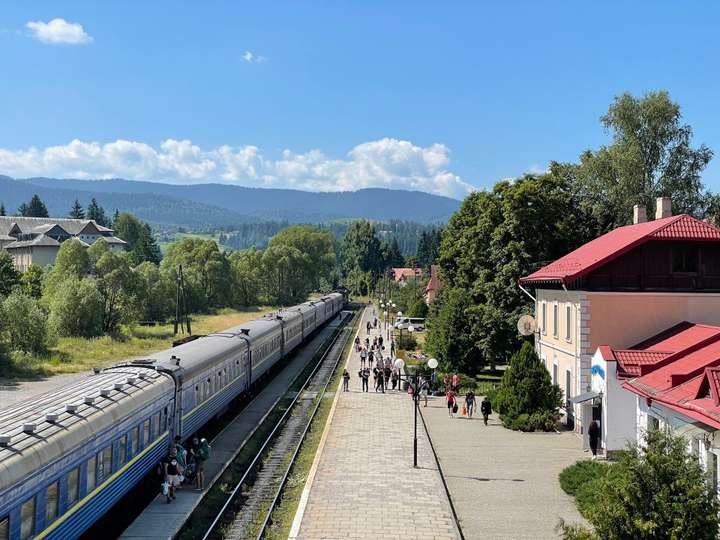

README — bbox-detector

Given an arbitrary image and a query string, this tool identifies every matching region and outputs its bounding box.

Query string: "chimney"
[633,205,647,224]
[656,197,672,220]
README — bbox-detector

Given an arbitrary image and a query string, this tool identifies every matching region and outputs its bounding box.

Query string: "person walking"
[420,377,429,407]
[191,437,210,490]
[390,340,396,358]
[378,369,385,393]
[465,390,476,419]
[446,389,456,418]
[367,321,372,334]
[360,347,367,368]
[342,369,350,392]
[354,336,361,352]
[163,447,181,502]
[451,373,460,393]
[588,420,600,459]
[480,396,492,425]
[360,367,370,392]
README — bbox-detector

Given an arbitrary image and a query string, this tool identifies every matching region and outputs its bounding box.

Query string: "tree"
[48,277,104,338]
[20,264,44,299]
[229,249,264,306]
[1,292,53,354]
[0,203,5,216]
[18,194,49,218]
[382,237,404,268]
[135,262,174,322]
[94,251,141,332]
[69,199,85,219]
[416,228,442,269]
[261,244,312,305]
[341,220,383,292]
[86,198,109,226]
[43,239,92,296]
[493,341,562,431]
[0,251,20,297]
[560,430,720,540]
[268,225,335,291]
[576,91,713,231]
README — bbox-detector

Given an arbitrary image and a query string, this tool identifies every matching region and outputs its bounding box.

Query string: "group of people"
[444,386,492,424]
[348,330,400,393]
[161,435,211,503]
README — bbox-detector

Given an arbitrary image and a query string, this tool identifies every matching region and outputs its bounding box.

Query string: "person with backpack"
[360,347,367,368]
[162,447,182,502]
[359,367,370,392]
[465,390,476,419]
[481,396,492,425]
[191,436,211,490]
[342,369,350,392]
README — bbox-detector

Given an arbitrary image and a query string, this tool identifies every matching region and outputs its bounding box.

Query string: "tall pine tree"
[0,203,5,216]
[86,198,108,226]
[69,199,85,219]
[18,194,49,217]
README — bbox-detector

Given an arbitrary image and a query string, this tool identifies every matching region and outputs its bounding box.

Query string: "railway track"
[201,309,358,540]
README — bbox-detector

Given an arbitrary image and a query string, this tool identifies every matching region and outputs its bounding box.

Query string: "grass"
[0,307,274,382]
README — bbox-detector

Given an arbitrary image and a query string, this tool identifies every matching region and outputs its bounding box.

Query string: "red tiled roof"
[520,214,720,284]
[392,267,423,282]
[424,264,442,294]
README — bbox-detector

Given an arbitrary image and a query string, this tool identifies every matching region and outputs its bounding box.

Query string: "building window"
[87,455,97,492]
[552,363,558,386]
[20,497,35,540]
[565,370,572,402]
[46,481,59,524]
[673,245,698,273]
[648,415,660,432]
[553,303,558,338]
[68,467,80,507]
[565,304,571,341]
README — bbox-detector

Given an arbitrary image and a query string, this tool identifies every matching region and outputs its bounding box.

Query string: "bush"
[495,341,562,431]
[1,291,53,354]
[559,430,720,539]
[396,331,417,350]
[48,277,104,338]
[559,460,610,497]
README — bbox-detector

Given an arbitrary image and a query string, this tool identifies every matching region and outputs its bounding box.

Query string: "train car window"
[195,384,200,405]
[87,454,97,492]
[163,407,169,429]
[118,435,127,467]
[67,467,80,507]
[101,446,112,480]
[45,481,59,524]
[20,497,35,540]
[0,515,8,540]
[131,426,139,457]
[143,419,150,447]
[152,413,161,438]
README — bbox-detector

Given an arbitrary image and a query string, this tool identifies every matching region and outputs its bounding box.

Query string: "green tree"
[0,251,20,297]
[576,90,713,231]
[1,291,53,354]
[20,264,44,299]
[87,237,110,268]
[341,220,383,292]
[425,288,482,374]
[135,262,174,322]
[0,203,5,216]
[18,194,49,218]
[261,244,312,305]
[94,251,141,331]
[86,198,109,226]
[494,341,562,431]
[268,225,335,290]
[44,239,91,295]
[416,228,442,269]
[229,248,264,306]
[560,430,720,540]
[69,199,85,219]
[48,277,104,337]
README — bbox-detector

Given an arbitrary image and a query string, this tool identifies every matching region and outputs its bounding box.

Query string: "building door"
[565,370,574,429]
[592,402,602,448]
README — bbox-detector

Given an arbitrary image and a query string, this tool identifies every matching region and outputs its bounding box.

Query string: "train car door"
[243,349,252,390]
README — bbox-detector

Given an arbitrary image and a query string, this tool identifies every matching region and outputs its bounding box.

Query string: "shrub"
[396,331,417,351]
[1,291,53,354]
[48,277,104,338]
[559,460,610,497]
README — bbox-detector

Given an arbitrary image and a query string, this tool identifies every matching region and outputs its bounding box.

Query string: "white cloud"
[0,137,475,198]
[241,50,266,64]
[26,18,92,45]
[525,163,548,175]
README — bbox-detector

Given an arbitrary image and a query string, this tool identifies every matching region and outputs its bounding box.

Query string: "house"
[423,264,442,304]
[0,216,127,271]
[519,197,720,446]
[590,322,720,455]
[392,267,423,286]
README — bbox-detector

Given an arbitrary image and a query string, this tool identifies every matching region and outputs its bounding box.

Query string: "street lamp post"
[395,356,437,468]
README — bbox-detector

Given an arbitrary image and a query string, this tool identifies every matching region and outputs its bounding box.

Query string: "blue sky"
[1,1,719,199]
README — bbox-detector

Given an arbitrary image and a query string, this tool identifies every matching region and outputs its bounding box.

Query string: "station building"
[520,197,720,448]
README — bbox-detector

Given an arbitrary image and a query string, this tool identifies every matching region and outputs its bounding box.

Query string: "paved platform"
[422,399,587,539]
[120,316,346,540]
[290,307,459,540]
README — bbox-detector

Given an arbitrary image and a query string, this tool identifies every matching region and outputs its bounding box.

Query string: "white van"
[394,317,425,331]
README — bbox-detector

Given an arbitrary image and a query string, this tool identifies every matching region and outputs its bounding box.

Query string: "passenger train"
[0,292,345,540]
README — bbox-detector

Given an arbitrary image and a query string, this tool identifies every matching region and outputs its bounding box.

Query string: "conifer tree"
[0,203,5,216]
[86,198,108,226]
[18,194,49,217]
[69,199,85,219]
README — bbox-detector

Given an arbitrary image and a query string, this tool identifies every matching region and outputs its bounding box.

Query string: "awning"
[569,391,602,404]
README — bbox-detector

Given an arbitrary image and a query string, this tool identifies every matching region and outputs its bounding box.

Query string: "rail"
[201,309,358,540]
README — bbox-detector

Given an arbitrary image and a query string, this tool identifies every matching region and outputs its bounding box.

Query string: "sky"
[1,1,720,200]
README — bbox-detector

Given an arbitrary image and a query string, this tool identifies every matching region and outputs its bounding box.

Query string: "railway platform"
[289,307,460,540]
[119,316,347,540]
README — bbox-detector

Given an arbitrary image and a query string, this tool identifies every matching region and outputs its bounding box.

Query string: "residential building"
[520,197,720,445]
[392,267,423,286]
[0,216,127,271]
[423,264,442,304]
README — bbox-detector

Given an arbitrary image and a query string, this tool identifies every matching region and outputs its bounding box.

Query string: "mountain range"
[0,176,462,228]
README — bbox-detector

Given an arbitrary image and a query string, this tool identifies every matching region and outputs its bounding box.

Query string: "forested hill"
[2,176,461,225]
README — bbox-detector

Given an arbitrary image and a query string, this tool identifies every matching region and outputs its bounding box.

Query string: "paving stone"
[296,307,458,540]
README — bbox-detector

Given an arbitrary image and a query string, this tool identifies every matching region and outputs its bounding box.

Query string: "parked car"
[394,317,425,331]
